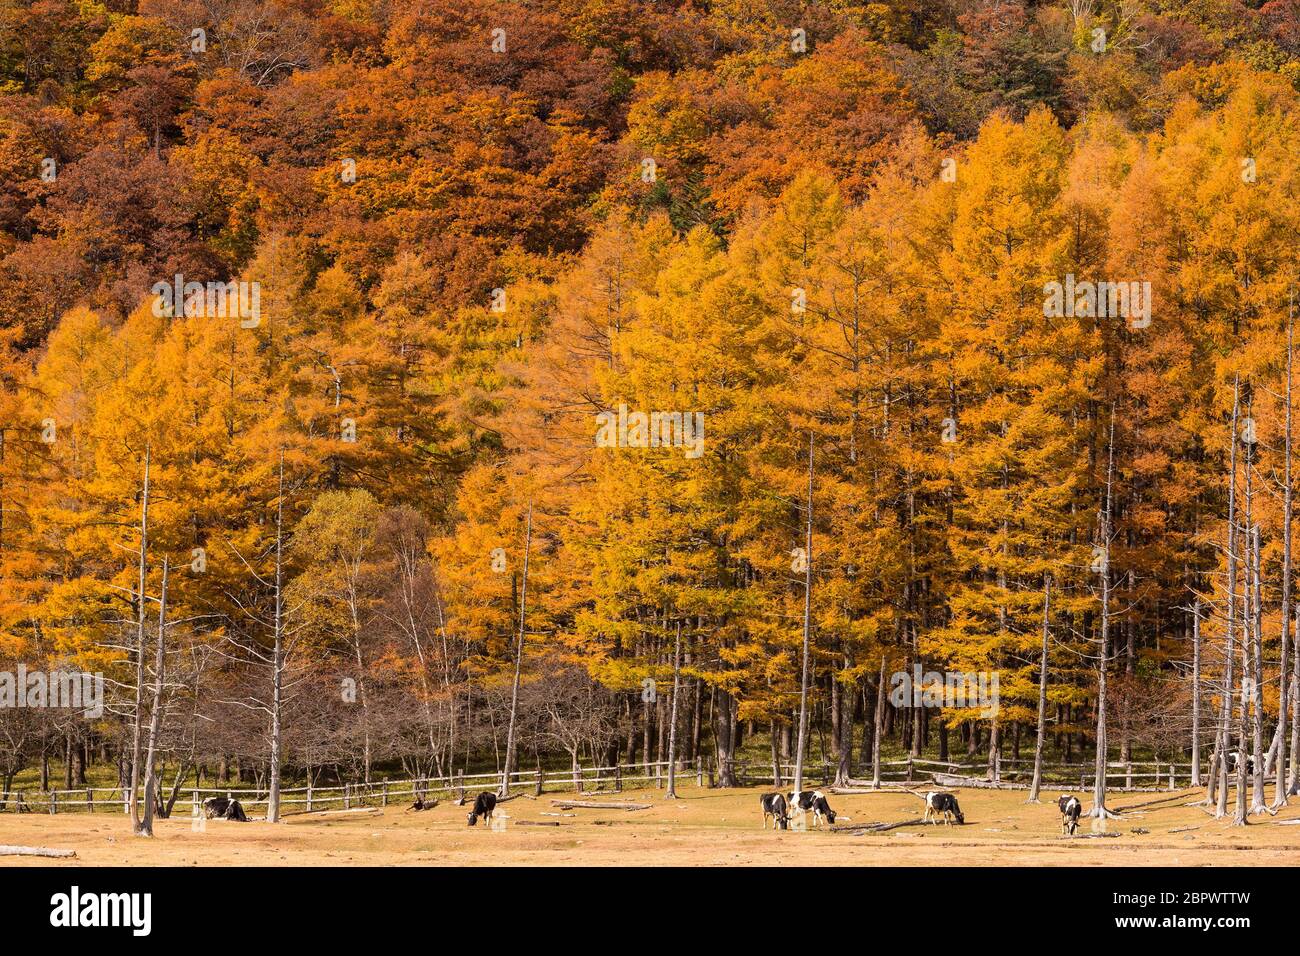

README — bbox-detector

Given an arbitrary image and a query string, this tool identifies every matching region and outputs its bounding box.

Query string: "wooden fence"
[0,755,1200,816]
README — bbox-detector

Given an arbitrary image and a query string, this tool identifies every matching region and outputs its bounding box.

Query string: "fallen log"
[1065,832,1121,839]
[515,820,561,827]
[931,773,1023,791]
[1111,792,1190,813]
[0,845,76,858]
[550,800,651,811]
[831,817,928,835]
[1168,825,1201,833]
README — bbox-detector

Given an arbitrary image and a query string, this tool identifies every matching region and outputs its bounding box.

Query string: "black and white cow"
[760,792,789,830]
[921,791,964,826]
[1058,794,1082,835]
[202,796,249,821]
[467,791,497,826]
[787,789,837,827]
[1228,751,1256,777]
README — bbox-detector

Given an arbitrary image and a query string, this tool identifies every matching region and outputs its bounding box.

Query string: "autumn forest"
[3,0,1300,828]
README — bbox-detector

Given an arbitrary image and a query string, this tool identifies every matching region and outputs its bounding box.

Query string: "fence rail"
[0,756,1204,816]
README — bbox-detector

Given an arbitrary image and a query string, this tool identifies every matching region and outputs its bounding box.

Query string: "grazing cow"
[1058,794,1082,835]
[760,792,789,830]
[1228,751,1256,777]
[202,797,248,821]
[787,790,837,827]
[467,791,497,826]
[922,791,965,826]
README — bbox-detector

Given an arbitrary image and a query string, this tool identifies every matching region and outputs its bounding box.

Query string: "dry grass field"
[3,784,1300,866]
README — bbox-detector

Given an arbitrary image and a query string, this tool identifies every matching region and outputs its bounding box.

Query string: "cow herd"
[759,789,837,829]
[760,788,1089,834]
[439,786,1093,834]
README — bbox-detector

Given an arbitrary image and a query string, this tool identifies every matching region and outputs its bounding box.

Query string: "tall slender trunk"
[665,622,682,798]
[137,558,168,837]
[267,453,286,823]
[1091,408,1116,817]
[500,501,532,795]
[1214,381,1241,817]
[794,433,814,794]
[1191,598,1202,788]
[1028,575,1052,802]
[871,657,884,788]
[1278,301,1294,805]
[1250,522,1267,813]
[129,447,151,828]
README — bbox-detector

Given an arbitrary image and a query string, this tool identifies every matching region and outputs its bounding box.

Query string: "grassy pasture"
[3,783,1299,866]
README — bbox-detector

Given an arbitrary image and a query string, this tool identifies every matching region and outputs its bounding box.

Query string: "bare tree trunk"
[500,501,532,796]
[1091,408,1117,818]
[1250,522,1267,813]
[136,558,168,837]
[129,448,151,829]
[1234,398,1253,826]
[665,621,682,798]
[1278,302,1294,806]
[1028,575,1052,802]
[793,433,814,794]
[1191,598,1202,788]
[267,453,286,823]
[1214,380,1240,818]
[871,657,884,788]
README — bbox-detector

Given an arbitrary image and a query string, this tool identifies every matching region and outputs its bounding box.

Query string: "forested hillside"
[2,0,1299,823]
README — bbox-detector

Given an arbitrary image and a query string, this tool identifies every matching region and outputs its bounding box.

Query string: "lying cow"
[466,791,497,826]
[922,791,964,826]
[760,792,789,830]
[787,789,836,827]
[1058,794,1082,835]
[202,796,249,821]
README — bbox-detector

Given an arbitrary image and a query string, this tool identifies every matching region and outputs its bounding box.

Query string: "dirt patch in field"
[2,785,1298,866]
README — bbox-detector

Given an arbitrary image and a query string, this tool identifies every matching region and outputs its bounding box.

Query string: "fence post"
[1125,762,1132,789]
[344,784,351,810]
[86,788,94,813]
[456,770,464,803]
[382,779,389,808]
[534,771,543,797]
[1169,764,1175,790]
[906,755,913,783]
[697,762,703,788]
[306,781,313,813]
[49,791,57,815]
